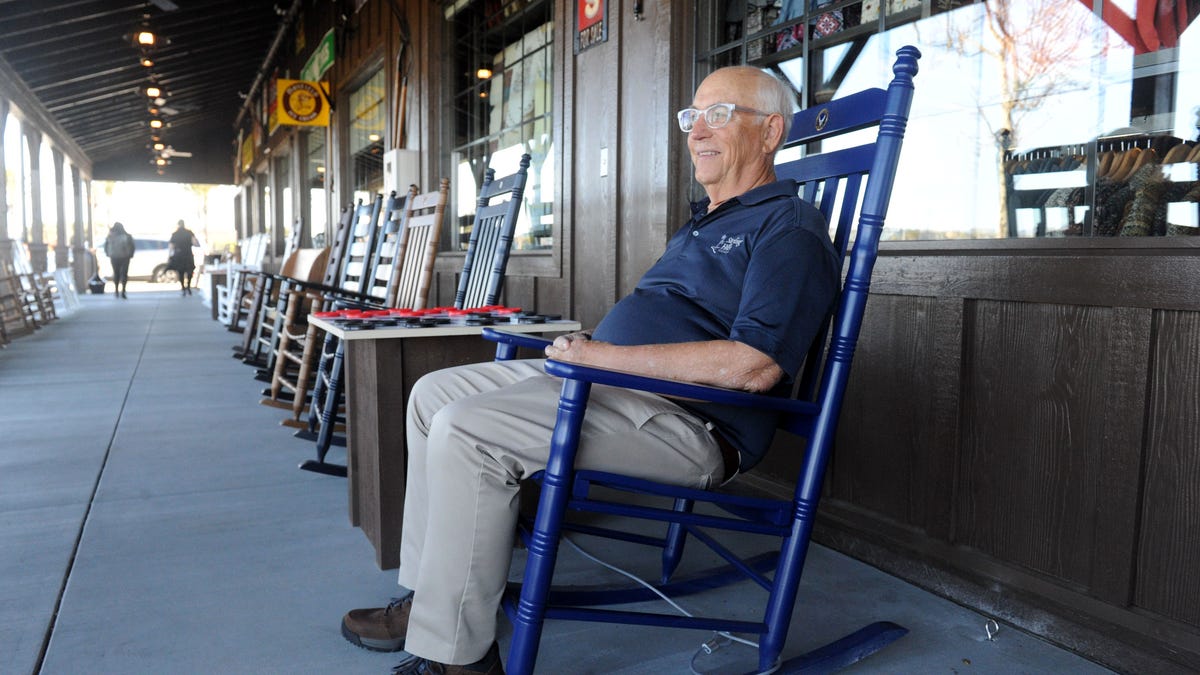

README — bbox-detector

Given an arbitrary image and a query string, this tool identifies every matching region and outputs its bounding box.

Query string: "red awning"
[1082,0,1194,53]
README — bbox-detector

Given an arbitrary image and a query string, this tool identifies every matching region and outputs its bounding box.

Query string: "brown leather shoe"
[341,595,412,652]
[391,641,504,674]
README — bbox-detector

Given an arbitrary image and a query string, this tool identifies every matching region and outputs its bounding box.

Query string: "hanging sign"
[240,132,255,174]
[275,79,331,127]
[575,0,607,53]
[300,29,335,81]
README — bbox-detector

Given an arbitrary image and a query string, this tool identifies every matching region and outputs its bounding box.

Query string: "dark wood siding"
[807,240,1200,673]
[1135,309,1200,627]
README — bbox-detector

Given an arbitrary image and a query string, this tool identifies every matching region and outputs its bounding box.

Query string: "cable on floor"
[562,534,780,675]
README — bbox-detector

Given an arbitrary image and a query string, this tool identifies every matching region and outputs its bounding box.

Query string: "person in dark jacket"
[167,219,200,295]
[103,222,135,298]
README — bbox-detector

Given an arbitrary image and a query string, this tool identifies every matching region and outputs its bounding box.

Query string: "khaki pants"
[397,359,723,664]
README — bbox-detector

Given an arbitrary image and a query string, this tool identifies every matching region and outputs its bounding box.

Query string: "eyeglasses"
[676,102,772,132]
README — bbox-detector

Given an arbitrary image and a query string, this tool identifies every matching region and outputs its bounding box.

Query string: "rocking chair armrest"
[481,328,554,352]
[276,277,386,306]
[327,295,388,311]
[541,359,820,416]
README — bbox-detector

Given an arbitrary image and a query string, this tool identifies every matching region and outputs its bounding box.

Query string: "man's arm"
[544,333,783,393]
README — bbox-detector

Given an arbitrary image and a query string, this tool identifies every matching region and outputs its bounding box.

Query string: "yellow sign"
[275,79,330,127]
[240,132,255,173]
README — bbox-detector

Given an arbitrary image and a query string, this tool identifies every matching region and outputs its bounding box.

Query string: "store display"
[1006,135,1199,237]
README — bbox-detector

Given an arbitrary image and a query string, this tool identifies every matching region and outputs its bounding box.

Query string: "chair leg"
[506,378,592,675]
[291,338,331,442]
[266,332,293,403]
[660,498,694,584]
[315,343,346,461]
[299,335,347,477]
[308,332,337,433]
[289,324,322,423]
[236,276,266,357]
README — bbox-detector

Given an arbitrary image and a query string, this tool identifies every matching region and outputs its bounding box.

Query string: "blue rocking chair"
[483,47,920,674]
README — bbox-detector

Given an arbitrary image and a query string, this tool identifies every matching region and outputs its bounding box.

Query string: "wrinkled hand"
[545,330,595,362]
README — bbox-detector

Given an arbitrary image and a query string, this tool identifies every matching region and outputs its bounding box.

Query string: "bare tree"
[941,0,1108,236]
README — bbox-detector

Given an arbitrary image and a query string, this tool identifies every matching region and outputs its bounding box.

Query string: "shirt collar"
[688,179,797,219]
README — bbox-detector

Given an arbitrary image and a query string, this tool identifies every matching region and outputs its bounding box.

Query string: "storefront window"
[445,0,554,252]
[275,153,293,250]
[306,128,328,247]
[697,0,1199,240]
[348,68,386,205]
[258,173,271,236]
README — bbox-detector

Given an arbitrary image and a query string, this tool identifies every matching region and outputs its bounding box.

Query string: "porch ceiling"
[0,0,282,184]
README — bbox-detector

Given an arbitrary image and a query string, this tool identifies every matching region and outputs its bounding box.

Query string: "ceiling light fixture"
[476,68,493,79]
[149,119,163,129]
[141,57,155,67]
[136,31,156,46]
[145,85,161,98]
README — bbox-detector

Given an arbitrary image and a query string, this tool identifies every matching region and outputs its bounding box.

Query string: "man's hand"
[544,330,595,362]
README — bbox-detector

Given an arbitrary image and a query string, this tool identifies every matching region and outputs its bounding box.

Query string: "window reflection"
[306,129,328,248]
[699,0,1200,240]
[349,69,386,205]
[446,0,554,251]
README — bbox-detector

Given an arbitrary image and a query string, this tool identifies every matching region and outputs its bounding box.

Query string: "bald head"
[705,67,796,147]
[685,67,795,207]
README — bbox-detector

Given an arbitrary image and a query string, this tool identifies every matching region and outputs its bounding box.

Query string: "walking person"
[168,219,199,295]
[103,222,135,298]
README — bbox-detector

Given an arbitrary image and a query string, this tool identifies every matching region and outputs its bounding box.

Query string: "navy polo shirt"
[592,179,839,471]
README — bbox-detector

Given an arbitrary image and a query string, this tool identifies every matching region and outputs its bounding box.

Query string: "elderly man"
[342,66,840,675]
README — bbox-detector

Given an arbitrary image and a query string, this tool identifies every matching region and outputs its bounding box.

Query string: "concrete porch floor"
[0,285,1114,674]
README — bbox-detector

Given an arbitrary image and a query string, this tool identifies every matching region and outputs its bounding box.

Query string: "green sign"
[300,29,335,82]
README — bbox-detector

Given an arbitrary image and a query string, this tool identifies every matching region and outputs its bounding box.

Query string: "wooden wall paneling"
[615,0,673,298]
[955,300,1119,588]
[872,252,1200,312]
[1087,306,1151,604]
[408,0,434,182]
[568,15,620,329]
[928,296,966,541]
[431,270,455,308]
[830,294,960,538]
[552,0,575,320]
[348,1,387,64]
[1134,309,1200,628]
[500,274,536,311]
[817,248,1200,669]
[665,2,697,242]
[534,274,569,318]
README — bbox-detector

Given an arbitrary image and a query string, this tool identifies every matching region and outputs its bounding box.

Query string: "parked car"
[95,237,204,283]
